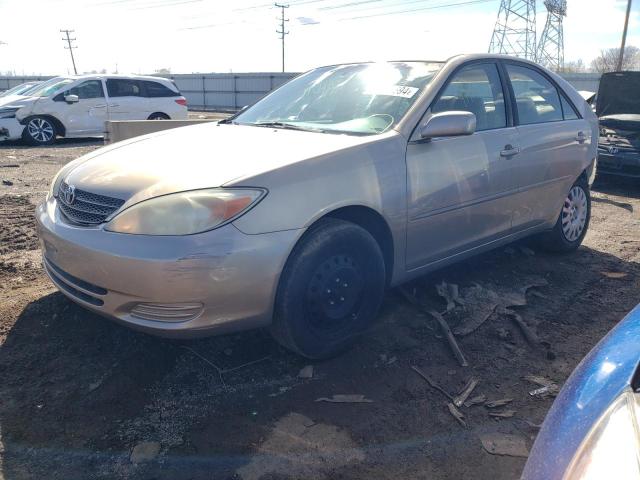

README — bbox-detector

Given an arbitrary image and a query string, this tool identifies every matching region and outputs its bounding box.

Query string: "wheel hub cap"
[306,255,364,325]
[561,186,587,242]
[28,119,54,142]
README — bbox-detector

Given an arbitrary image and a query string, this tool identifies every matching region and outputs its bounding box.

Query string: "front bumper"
[597,147,640,178]
[36,197,302,338]
[0,117,24,141]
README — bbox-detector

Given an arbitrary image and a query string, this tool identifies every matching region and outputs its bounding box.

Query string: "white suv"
[0,74,188,145]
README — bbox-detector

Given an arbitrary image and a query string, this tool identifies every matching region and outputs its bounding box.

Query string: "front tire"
[540,178,591,252]
[22,116,57,146]
[271,218,386,359]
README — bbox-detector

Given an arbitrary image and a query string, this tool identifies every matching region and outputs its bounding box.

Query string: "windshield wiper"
[252,121,325,132]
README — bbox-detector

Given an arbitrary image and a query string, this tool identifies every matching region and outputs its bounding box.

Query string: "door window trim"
[499,59,583,126]
[409,59,513,143]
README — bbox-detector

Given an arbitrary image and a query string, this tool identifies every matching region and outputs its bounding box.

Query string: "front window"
[233,61,443,135]
[29,78,75,98]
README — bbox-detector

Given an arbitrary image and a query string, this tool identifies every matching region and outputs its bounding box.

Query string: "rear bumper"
[0,118,24,141]
[597,149,640,178]
[36,197,302,338]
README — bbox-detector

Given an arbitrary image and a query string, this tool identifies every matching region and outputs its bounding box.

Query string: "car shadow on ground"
[1,242,639,479]
[0,138,103,149]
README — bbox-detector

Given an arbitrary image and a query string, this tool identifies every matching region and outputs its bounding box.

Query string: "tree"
[591,46,640,73]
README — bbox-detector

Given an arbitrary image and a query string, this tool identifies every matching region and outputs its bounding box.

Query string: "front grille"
[57,181,125,225]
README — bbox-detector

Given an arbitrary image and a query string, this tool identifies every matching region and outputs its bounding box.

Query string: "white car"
[0,74,188,145]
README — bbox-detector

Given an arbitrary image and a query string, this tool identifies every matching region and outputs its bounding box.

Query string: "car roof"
[62,73,173,82]
[314,54,545,70]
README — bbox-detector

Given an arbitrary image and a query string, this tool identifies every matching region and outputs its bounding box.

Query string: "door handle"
[500,145,520,158]
[94,104,107,108]
[108,104,119,107]
[576,131,587,144]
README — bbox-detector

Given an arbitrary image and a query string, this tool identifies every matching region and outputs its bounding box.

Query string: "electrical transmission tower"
[60,29,78,75]
[488,0,537,60]
[537,0,567,71]
[275,3,289,73]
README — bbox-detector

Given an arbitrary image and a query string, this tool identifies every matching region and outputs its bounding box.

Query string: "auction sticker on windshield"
[366,85,419,98]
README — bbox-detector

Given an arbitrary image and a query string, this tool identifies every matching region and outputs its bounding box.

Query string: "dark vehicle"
[596,71,640,178]
[522,305,640,479]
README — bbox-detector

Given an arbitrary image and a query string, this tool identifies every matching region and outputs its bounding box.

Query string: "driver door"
[405,62,520,271]
[53,79,108,136]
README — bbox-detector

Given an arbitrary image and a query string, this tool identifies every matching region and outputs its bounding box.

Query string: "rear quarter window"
[143,81,179,97]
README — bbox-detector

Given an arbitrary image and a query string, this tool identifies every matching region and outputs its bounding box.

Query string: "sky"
[0,0,638,75]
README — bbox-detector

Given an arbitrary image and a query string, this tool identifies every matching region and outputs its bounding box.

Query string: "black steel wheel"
[271,218,386,359]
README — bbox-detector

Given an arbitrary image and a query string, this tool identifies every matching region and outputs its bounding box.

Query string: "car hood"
[596,71,640,118]
[61,122,380,207]
[0,94,35,109]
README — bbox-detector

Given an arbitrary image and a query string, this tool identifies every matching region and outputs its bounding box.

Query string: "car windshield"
[233,61,443,135]
[1,82,37,97]
[28,78,75,98]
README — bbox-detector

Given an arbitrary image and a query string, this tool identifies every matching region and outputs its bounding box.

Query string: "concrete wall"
[0,72,603,108]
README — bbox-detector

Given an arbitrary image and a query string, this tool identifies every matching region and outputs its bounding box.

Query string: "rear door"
[503,62,592,230]
[105,78,150,120]
[405,61,520,270]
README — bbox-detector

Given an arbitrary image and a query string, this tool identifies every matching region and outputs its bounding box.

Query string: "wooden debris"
[411,366,454,401]
[429,309,469,367]
[453,378,479,407]
[601,271,628,279]
[500,308,540,345]
[486,398,513,408]
[480,433,529,457]
[315,394,373,403]
[489,410,516,418]
[436,281,464,312]
[399,288,468,367]
[464,394,487,408]
[447,403,467,428]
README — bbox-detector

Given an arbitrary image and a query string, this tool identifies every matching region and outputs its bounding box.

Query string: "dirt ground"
[0,136,639,480]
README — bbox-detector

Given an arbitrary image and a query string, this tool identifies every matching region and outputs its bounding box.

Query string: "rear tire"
[148,112,170,120]
[271,218,386,359]
[539,177,591,252]
[22,116,57,146]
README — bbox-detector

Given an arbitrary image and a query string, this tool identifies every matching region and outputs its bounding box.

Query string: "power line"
[276,3,290,72]
[60,29,78,75]
[337,0,496,22]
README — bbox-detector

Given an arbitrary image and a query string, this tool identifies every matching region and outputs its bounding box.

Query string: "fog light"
[130,302,203,322]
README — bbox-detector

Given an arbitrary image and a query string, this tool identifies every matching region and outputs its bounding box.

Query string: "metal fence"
[0,72,602,110]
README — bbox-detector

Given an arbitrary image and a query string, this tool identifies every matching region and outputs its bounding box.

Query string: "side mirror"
[64,94,79,104]
[420,111,476,140]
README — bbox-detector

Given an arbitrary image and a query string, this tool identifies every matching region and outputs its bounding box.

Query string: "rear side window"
[432,63,507,132]
[67,80,104,99]
[506,64,563,125]
[106,79,141,97]
[143,81,179,97]
[561,95,579,120]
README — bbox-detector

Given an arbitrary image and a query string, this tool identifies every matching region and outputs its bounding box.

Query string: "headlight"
[104,188,266,235]
[0,107,19,119]
[46,169,64,201]
[564,389,640,480]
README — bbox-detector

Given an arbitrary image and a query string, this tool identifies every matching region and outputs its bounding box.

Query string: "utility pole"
[60,29,78,75]
[275,3,289,72]
[616,0,633,71]
[489,1,537,60]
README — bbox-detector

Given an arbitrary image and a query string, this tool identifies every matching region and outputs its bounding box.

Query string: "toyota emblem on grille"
[608,146,619,155]
[63,185,76,204]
